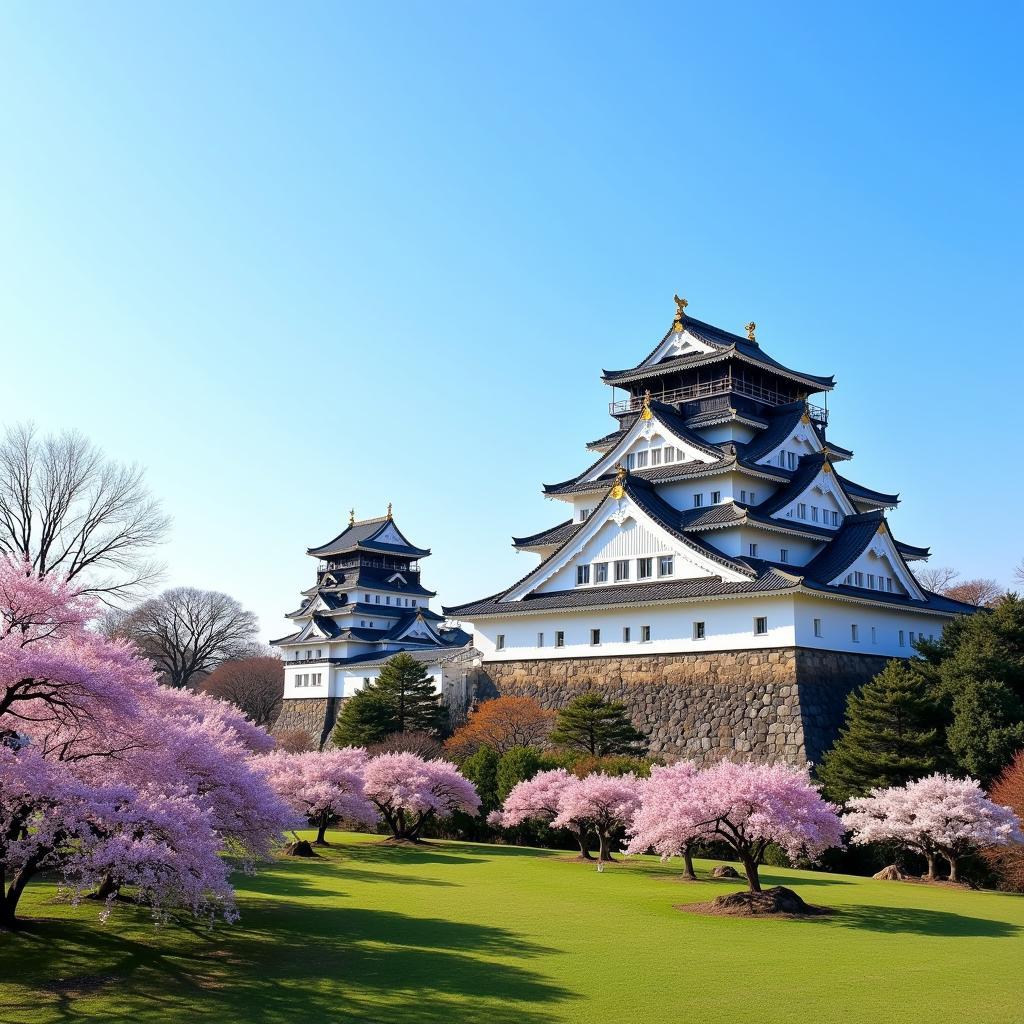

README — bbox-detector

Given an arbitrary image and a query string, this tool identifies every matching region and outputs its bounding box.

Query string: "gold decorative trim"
[610,462,627,500]
[387,502,393,519]
[745,321,757,343]
[672,294,688,333]
[348,508,356,526]
[640,389,653,421]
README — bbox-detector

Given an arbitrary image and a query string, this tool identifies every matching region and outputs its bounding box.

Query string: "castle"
[444,298,974,764]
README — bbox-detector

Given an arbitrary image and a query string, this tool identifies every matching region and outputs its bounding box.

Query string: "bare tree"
[201,655,284,728]
[0,423,169,603]
[106,587,259,689]
[273,728,316,753]
[943,578,1005,608]
[1015,560,1024,588]
[916,566,960,593]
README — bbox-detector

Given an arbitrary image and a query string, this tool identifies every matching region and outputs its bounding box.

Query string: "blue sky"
[1,3,1021,640]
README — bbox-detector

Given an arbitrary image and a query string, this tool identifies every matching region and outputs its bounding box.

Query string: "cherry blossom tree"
[361,752,479,842]
[628,761,843,892]
[0,558,291,928]
[844,773,1024,882]
[493,767,595,860]
[261,748,377,846]
[625,760,701,878]
[552,772,641,862]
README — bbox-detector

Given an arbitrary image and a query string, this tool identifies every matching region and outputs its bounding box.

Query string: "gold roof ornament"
[348,508,356,526]
[876,521,886,535]
[610,462,627,500]
[744,321,757,343]
[387,502,393,519]
[641,389,653,421]
[672,294,688,333]
[822,459,833,475]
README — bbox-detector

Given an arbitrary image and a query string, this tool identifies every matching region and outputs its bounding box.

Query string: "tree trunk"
[739,851,762,893]
[575,829,594,860]
[597,830,615,863]
[88,873,121,900]
[924,850,938,881]
[0,858,40,927]
[946,853,959,883]
[681,844,697,881]
[315,821,330,846]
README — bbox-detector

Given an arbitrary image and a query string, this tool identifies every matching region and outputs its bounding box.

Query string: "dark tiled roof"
[512,519,584,550]
[601,316,835,392]
[754,453,832,516]
[683,407,771,430]
[801,511,886,584]
[445,568,799,617]
[324,635,474,668]
[836,473,899,508]
[896,540,930,559]
[307,516,431,559]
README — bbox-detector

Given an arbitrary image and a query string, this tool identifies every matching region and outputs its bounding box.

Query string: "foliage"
[0,423,169,602]
[361,752,478,841]
[202,655,284,728]
[944,679,1024,785]
[493,766,594,858]
[259,748,376,845]
[496,745,542,802]
[568,753,655,778]
[549,692,647,757]
[445,696,554,759]
[985,751,1024,891]
[461,745,500,813]
[332,653,447,747]
[105,587,260,689]
[818,660,945,802]
[551,772,641,862]
[0,558,292,926]
[627,760,844,892]
[942,578,1005,608]
[365,729,445,760]
[844,773,1024,882]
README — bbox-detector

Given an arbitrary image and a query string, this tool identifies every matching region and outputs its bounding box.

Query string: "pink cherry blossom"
[844,773,1024,882]
[552,772,641,862]
[260,747,378,844]
[496,767,595,859]
[361,752,479,841]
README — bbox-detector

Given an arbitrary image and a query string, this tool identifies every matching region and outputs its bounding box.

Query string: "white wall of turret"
[470,593,953,663]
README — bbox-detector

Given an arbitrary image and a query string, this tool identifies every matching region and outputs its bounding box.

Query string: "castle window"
[375,595,380,603]
[664,447,676,464]
[576,564,590,586]
[813,618,822,637]
[637,557,653,580]
[886,578,893,592]
[899,630,905,647]
[496,635,505,651]
[749,492,756,504]
[867,573,875,589]
[650,448,662,466]
[578,508,591,523]
[787,451,798,470]
[740,489,747,502]
[693,493,703,508]
[754,617,768,636]
[909,631,916,644]
[798,503,807,519]
[626,453,635,470]
[412,599,417,606]
[591,629,601,645]
[780,548,789,563]
[748,543,758,557]
[871,626,877,644]
[316,649,322,658]
[855,572,864,587]
[623,626,631,642]
[537,632,544,648]
[659,555,674,576]
[851,624,860,643]
[614,559,630,582]
[635,450,649,468]
[641,625,651,642]
[711,490,721,504]
[361,620,366,627]
[306,651,312,660]
[811,506,819,522]
[594,561,609,583]
[386,596,391,604]
[693,621,705,641]
[831,510,840,527]
[364,593,370,601]
[363,677,371,686]
[555,630,565,648]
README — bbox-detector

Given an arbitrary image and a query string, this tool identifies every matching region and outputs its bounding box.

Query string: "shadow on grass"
[1,902,574,1024]
[829,904,1022,938]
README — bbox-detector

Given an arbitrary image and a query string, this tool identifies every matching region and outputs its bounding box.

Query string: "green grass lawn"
[2,832,1023,1024]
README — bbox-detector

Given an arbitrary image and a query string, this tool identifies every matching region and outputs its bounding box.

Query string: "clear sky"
[1,3,1021,641]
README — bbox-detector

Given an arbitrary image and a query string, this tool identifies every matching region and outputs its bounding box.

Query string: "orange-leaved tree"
[445,696,554,759]
[985,750,1024,891]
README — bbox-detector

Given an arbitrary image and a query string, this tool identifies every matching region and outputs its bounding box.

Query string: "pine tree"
[373,652,448,734]
[331,652,447,748]
[462,745,500,813]
[818,661,945,803]
[549,692,648,757]
[496,745,542,802]
[946,679,1024,785]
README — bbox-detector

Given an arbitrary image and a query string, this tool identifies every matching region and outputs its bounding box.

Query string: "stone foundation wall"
[469,648,891,766]
[273,697,339,748]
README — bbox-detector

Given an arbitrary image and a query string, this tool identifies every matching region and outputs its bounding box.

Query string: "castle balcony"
[609,375,828,426]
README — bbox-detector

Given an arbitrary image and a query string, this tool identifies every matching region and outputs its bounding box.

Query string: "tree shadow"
[829,904,1022,938]
[341,842,489,867]
[1,903,575,1024]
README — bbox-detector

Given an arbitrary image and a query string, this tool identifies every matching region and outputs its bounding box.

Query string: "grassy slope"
[1,832,1022,1024]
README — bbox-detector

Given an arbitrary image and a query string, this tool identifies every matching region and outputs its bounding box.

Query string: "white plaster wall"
[697,423,758,444]
[792,595,943,657]
[474,596,798,660]
[705,527,823,565]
